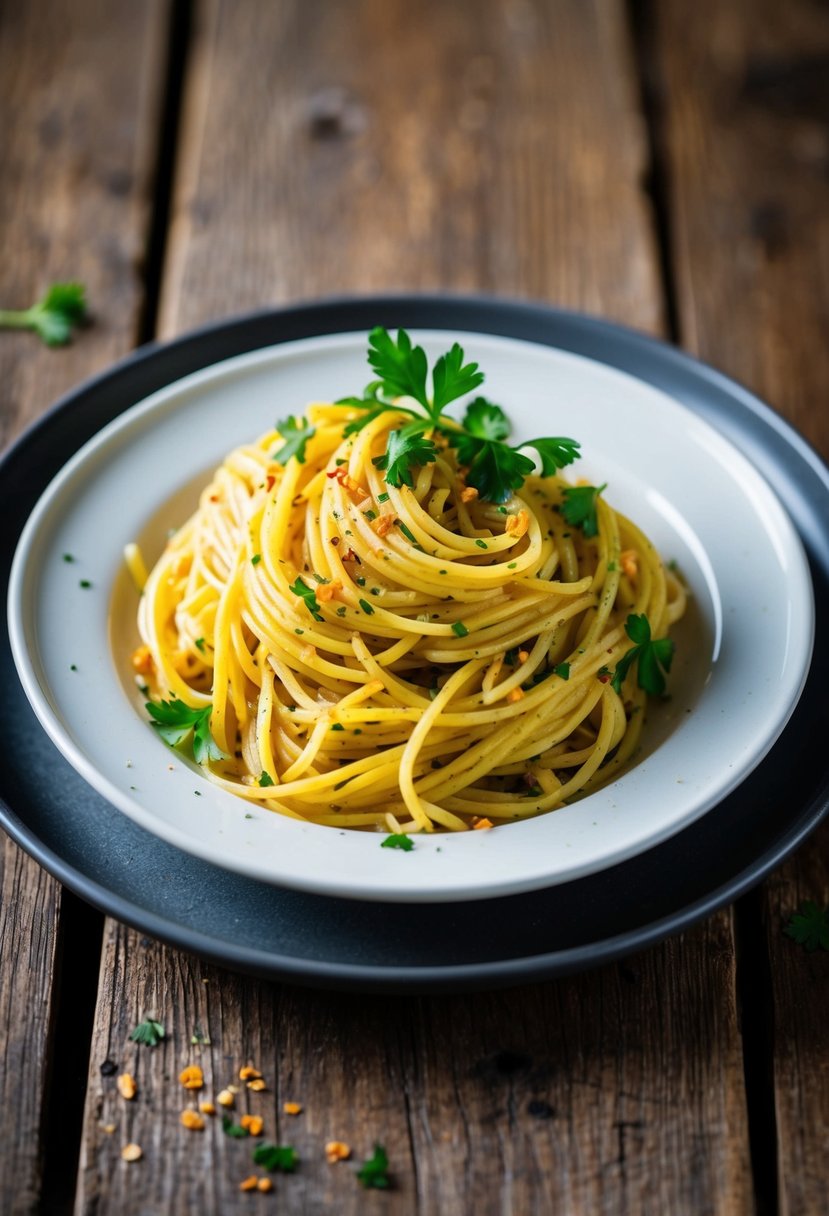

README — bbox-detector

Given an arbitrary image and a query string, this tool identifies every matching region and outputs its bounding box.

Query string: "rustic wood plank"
[78,1,754,1211]
[0,0,170,1210]
[158,0,663,336]
[651,2,829,1212]
[0,840,61,1214]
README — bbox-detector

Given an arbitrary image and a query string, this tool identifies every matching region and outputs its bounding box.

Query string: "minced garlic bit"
[239,1065,261,1082]
[178,1064,204,1090]
[506,687,524,703]
[460,485,479,503]
[620,548,639,580]
[131,644,154,675]
[504,509,529,537]
[121,1143,142,1162]
[283,1101,302,1116]
[240,1114,264,1136]
[217,1088,235,1108]
[239,1176,258,1192]
[199,1101,217,1116]
[257,1178,273,1193]
[325,1140,352,1163]
[180,1109,206,1131]
[117,1073,137,1100]
[247,1078,267,1092]
[472,816,494,830]
[101,1123,117,1135]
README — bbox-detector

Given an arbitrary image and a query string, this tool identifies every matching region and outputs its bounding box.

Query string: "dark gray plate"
[2,296,827,991]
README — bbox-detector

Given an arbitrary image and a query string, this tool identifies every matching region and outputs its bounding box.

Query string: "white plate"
[7,331,815,902]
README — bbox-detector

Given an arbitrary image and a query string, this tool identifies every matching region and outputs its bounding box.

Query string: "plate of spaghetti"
[7,320,814,902]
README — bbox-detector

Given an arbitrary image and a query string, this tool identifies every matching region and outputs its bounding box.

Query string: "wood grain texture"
[0,0,169,1210]
[0,839,61,1214]
[651,0,829,456]
[159,0,663,336]
[73,2,756,1212]
[0,0,168,447]
[79,916,751,1215]
[652,2,829,1212]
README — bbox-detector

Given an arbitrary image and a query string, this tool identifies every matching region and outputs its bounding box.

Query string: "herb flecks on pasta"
[135,329,685,833]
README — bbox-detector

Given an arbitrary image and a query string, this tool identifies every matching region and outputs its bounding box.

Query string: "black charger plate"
[2,296,827,992]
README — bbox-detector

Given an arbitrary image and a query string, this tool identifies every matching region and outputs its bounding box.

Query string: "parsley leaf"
[561,483,606,538]
[461,397,512,442]
[452,431,536,504]
[431,344,485,412]
[368,327,430,408]
[273,415,315,465]
[381,834,414,851]
[357,1144,391,1189]
[253,1143,299,1172]
[610,614,675,697]
[145,698,227,765]
[783,901,829,952]
[0,282,87,346]
[289,577,324,621]
[372,420,437,487]
[129,1018,165,1048]
[259,771,275,787]
[524,436,582,476]
[222,1116,251,1139]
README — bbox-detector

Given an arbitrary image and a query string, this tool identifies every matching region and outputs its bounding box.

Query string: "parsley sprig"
[0,282,87,346]
[784,901,829,952]
[338,328,580,502]
[145,698,228,765]
[611,614,675,697]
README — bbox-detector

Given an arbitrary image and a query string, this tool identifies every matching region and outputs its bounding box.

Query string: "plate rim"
[1,292,828,988]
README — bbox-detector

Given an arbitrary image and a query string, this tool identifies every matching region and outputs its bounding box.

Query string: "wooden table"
[2,2,828,1212]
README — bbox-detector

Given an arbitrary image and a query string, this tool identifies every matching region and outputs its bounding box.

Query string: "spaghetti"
[134,375,685,835]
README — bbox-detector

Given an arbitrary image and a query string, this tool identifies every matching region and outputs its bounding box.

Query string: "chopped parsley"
[784,902,829,951]
[129,1018,165,1048]
[222,1116,250,1139]
[611,614,675,697]
[251,553,262,565]
[381,834,414,851]
[253,1143,299,1173]
[259,771,275,786]
[79,579,92,589]
[553,662,571,680]
[357,1143,391,1189]
[451,621,469,637]
[194,636,206,652]
[395,519,418,544]
[145,698,228,765]
[289,577,324,621]
[358,598,375,614]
